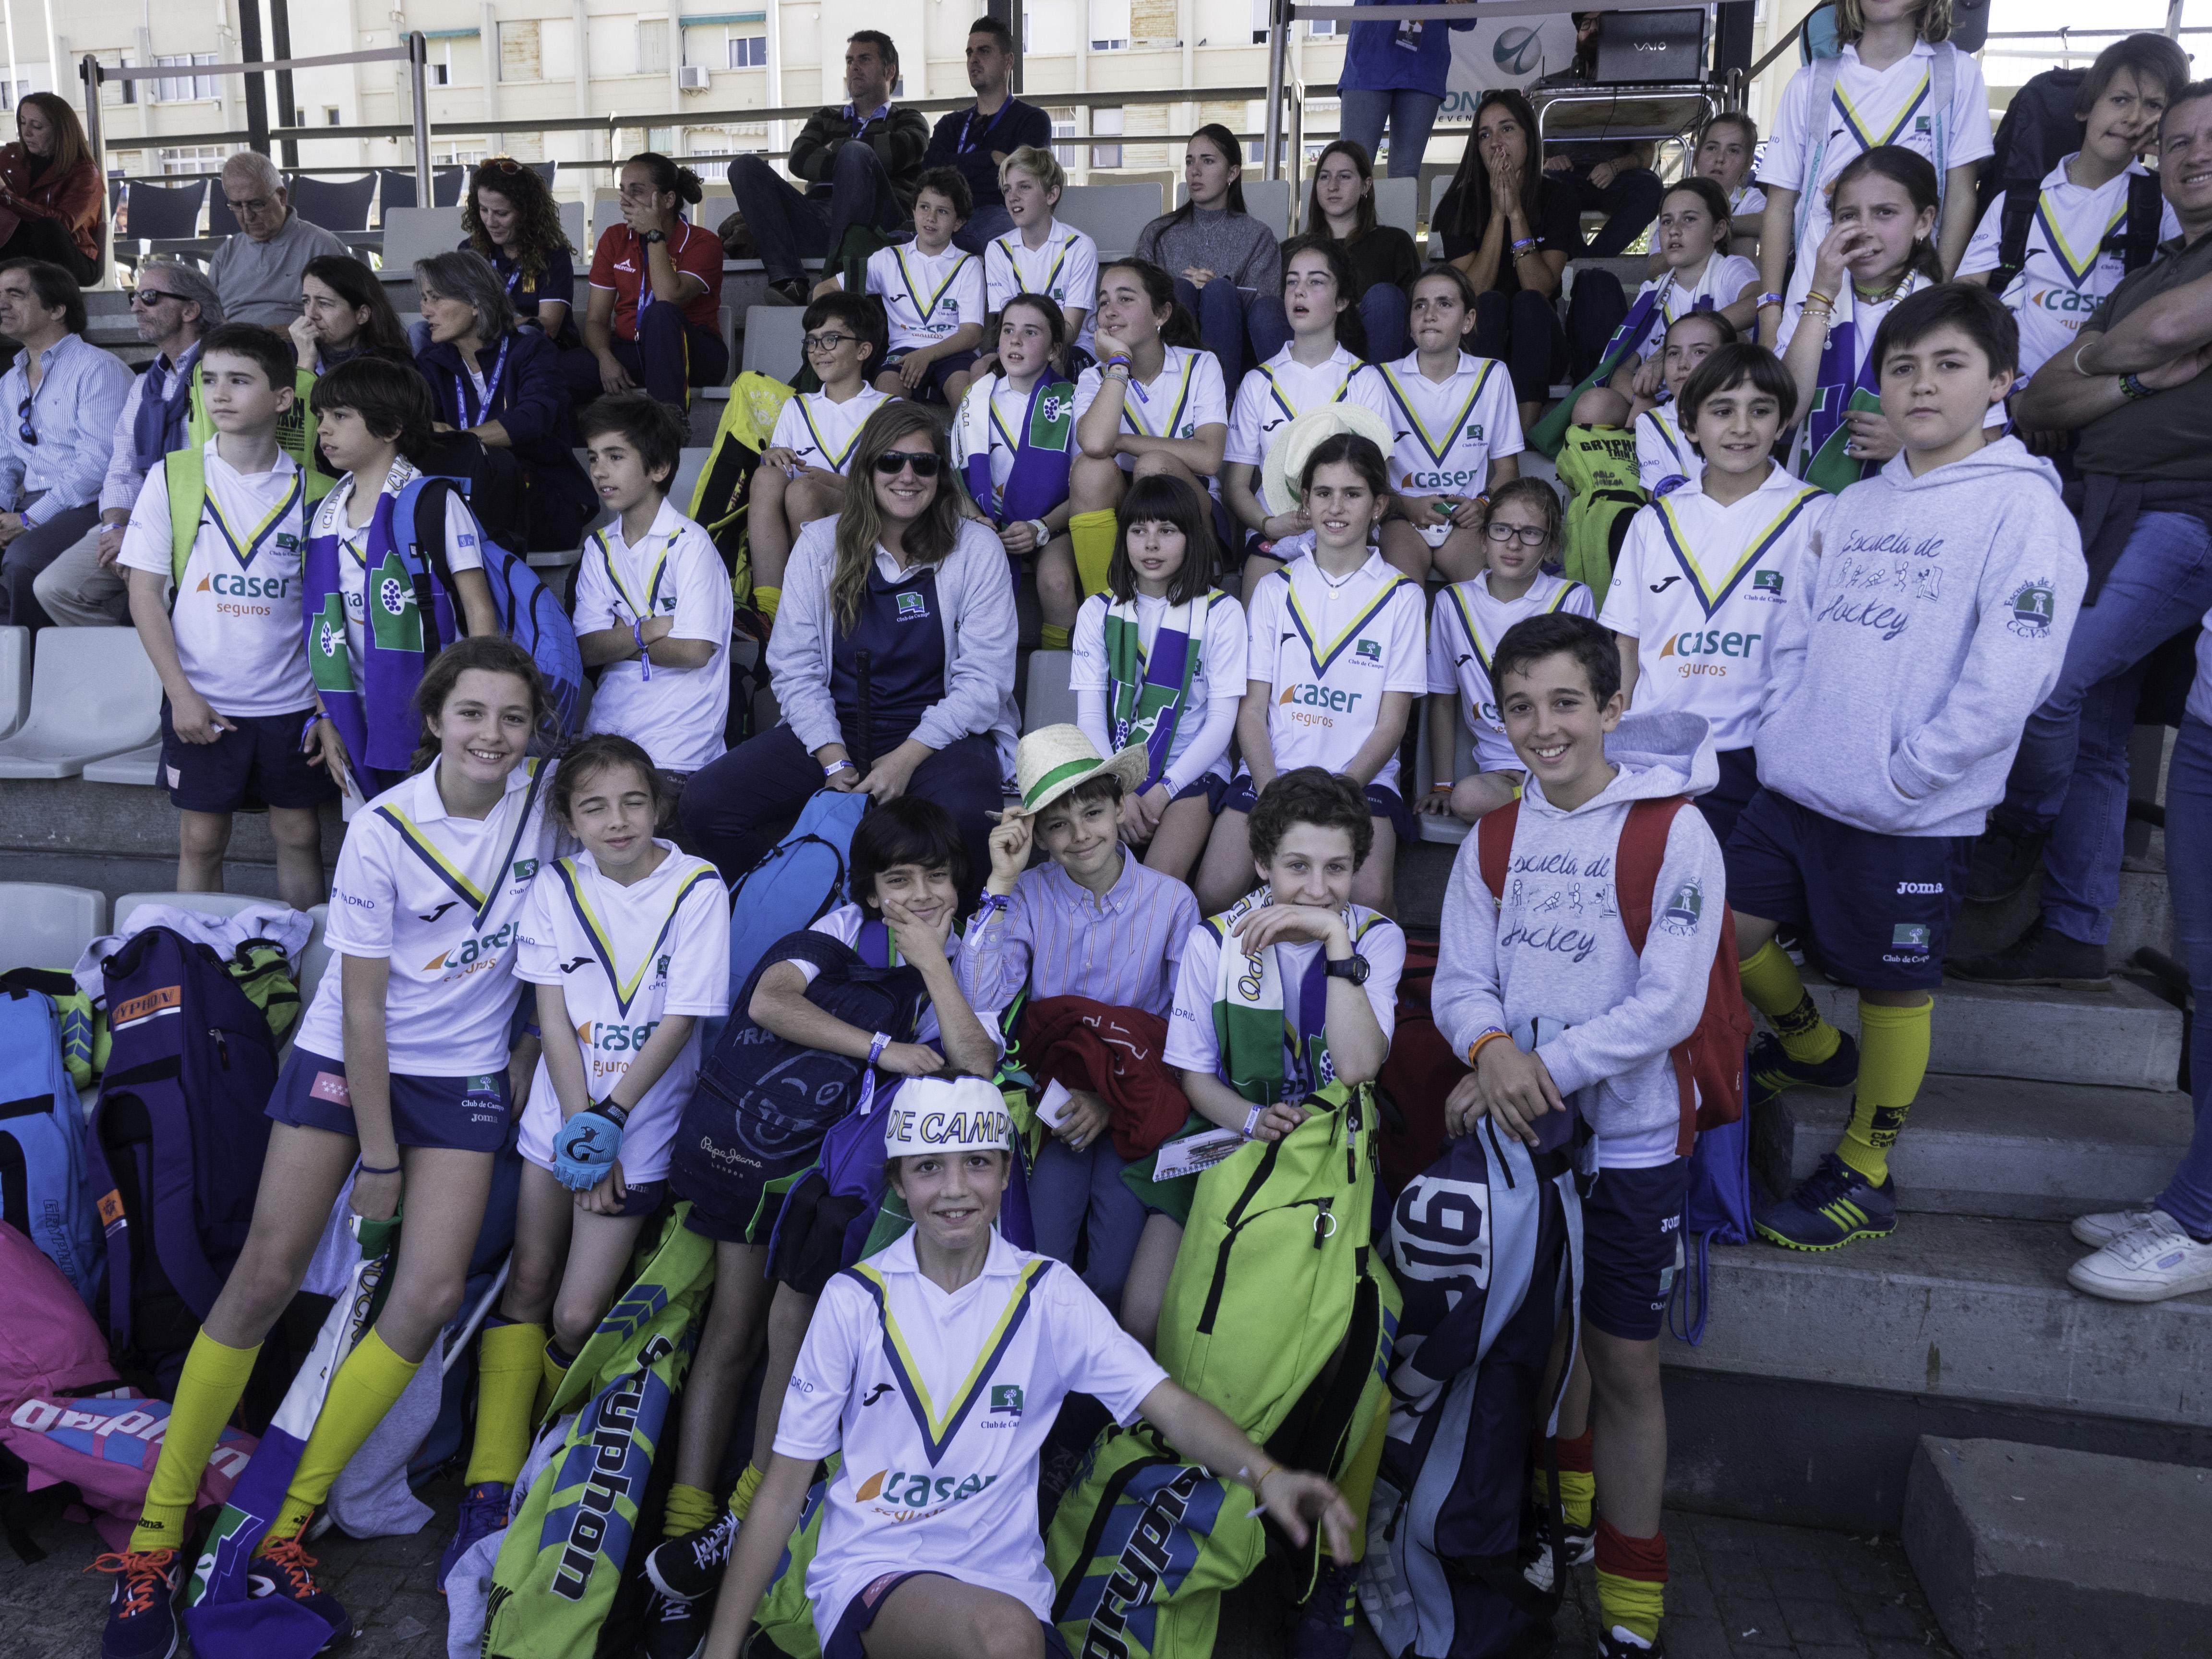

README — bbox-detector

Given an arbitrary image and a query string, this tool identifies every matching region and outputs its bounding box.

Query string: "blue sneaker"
[95,1548,183,1659]
[1756,1154,1896,1251]
[438,1480,510,1592]
[1746,1029,1859,1114]
[1289,1558,1360,1659]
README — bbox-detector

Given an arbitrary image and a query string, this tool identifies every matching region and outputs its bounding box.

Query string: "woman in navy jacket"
[414,249,596,553]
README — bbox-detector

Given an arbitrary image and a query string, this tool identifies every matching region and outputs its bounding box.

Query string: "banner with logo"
[1443,16,1580,110]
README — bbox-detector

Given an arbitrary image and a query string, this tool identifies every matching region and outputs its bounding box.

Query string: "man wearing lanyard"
[923,16,1053,254]
[727,31,931,307]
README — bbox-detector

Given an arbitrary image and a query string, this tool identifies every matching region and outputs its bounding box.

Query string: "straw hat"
[883,1075,1014,1158]
[1261,401,1396,517]
[1012,723,1150,817]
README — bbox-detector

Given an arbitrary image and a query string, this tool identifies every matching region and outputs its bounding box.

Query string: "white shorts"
[514,1057,685,1186]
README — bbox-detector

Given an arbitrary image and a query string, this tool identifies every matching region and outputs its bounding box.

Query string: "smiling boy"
[1728,283,2085,1250]
[822,166,986,405]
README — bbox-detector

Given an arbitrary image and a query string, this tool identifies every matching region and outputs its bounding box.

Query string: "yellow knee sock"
[1835,998,1932,1185]
[663,1481,720,1539]
[464,1322,545,1490]
[1069,509,1118,600]
[535,1339,574,1420]
[754,584,780,622]
[1529,1427,1595,1529]
[1739,940,1841,1067]
[130,1332,261,1552]
[260,1329,420,1550]
[728,1462,764,1521]
[1039,623,1071,651]
[1594,1519,1667,1645]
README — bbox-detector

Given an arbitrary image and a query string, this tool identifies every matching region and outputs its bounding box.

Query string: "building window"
[727,34,767,68]
[1049,107,1081,168]
[637,19,670,75]
[158,145,227,175]
[1091,106,1123,169]
[325,106,341,124]
[1308,17,1336,34]
[153,53,220,102]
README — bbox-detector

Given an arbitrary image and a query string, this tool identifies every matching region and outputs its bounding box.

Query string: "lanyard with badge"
[454,335,511,427]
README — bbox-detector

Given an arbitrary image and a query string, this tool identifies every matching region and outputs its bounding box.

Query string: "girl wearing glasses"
[461,157,577,348]
[678,399,1016,894]
[1420,476,1594,826]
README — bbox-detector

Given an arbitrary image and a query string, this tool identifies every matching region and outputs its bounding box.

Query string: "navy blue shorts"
[1695,746,1760,851]
[1580,1157,1690,1341]
[1223,775,1415,841]
[160,703,338,815]
[824,1571,1072,1659]
[1724,788,1969,991]
[880,348,979,404]
[1171,772,1230,813]
[266,1046,512,1154]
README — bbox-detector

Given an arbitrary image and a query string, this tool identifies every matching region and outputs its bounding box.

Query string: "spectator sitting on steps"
[207,152,349,328]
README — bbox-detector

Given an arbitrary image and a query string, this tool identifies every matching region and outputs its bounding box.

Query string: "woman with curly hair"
[461,156,576,347]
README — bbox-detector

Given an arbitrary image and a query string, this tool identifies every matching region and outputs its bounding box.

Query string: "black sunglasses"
[131,289,188,307]
[874,450,940,478]
[17,395,35,447]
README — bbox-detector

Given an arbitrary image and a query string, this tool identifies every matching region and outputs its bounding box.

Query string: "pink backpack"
[0,1220,112,1411]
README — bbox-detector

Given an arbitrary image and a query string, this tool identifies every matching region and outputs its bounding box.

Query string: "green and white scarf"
[1105,591,1217,793]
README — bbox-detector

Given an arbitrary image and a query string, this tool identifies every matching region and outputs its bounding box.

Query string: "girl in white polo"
[696,1076,1354,1659]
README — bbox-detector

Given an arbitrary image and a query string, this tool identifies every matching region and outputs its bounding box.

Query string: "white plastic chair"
[1374,178,1419,239]
[1023,649,1077,735]
[0,883,107,973]
[0,628,163,779]
[380,206,465,274]
[0,625,28,740]
[1058,184,1169,262]
[82,743,162,786]
[741,306,805,382]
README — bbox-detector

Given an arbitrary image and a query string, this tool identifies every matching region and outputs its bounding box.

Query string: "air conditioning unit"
[678,64,710,91]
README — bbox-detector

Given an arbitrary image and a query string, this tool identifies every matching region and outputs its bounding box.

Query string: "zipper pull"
[1313,1197,1332,1250]
[210,1028,230,1069]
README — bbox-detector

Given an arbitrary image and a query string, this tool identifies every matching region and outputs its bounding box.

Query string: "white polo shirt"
[984,220,1100,355]
[513,844,728,1184]
[1358,352,1524,545]
[778,1229,1167,1632]
[1957,156,2181,381]
[858,242,986,355]
[1599,464,1832,751]
[1163,904,1406,1087]
[1225,342,1370,469]
[1617,252,1761,364]
[1072,345,1229,479]
[1243,550,1428,790]
[119,438,314,719]
[295,757,561,1076]
[573,498,733,775]
[1427,571,1597,772]
[1635,407,1702,494]
[769,386,893,476]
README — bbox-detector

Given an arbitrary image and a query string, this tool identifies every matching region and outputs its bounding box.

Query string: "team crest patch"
[896,590,929,619]
[1892,923,1931,950]
[513,858,539,881]
[1356,639,1382,663]
[1754,569,1783,595]
[1659,880,1703,936]
[2007,580,2056,637]
[990,1384,1024,1415]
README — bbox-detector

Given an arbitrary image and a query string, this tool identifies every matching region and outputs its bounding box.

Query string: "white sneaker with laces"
[2067,1211,2212,1303]
[2070,1206,2155,1248]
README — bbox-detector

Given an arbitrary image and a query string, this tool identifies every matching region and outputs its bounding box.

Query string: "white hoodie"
[1433,712,1727,1167]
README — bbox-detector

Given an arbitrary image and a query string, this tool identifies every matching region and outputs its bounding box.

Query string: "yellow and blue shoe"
[1756,1154,1896,1251]
[1747,1029,1860,1115]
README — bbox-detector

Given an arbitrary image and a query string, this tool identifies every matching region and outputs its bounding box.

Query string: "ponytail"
[629,151,704,207]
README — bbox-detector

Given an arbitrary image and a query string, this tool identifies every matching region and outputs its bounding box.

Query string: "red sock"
[1594,1516,1667,1644]
[1557,1425,1593,1473]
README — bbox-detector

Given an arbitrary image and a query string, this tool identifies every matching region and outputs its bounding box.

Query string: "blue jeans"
[954,202,1015,255]
[727,146,908,283]
[2155,716,2212,1238]
[1027,1136,1147,1311]
[2000,510,2212,945]
[1337,87,1445,179]
[1175,276,1267,394]
[1245,282,1410,368]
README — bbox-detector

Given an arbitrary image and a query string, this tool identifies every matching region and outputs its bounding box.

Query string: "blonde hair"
[1833,0,1951,45]
[998,144,1066,200]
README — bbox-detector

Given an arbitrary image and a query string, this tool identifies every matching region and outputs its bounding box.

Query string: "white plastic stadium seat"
[1373,178,1419,239]
[0,628,162,779]
[697,192,736,234]
[559,199,588,255]
[380,206,464,274]
[296,903,333,1013]
[1023,649,1077,735]
[669,448,712,517]
[591,192,623,244]
[1058,184,1169,262]
[0,883,107,974]
[1179,177,1292,238]
[0,625,29,739]
[742,307,805,382]
[1414,703,1479,846]
[82,743,162,786]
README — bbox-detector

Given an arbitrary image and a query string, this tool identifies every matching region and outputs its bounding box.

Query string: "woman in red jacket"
[0,94,103,283]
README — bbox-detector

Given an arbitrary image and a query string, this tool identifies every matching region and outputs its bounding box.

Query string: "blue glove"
[552,1106,626,1191]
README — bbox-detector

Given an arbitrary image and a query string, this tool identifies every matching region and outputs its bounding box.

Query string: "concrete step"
[1661,1212,2212,1432]
[1804,971,2183,1093]
[1903,1437,2212,1658]
[1951,861,2175,964]
[1752,1074,2194,1222]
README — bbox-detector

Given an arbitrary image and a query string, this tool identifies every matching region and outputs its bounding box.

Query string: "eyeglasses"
[1484,522,1550,547]
[130,289,187,307]
[874,450,940,479]
[17,395,35,447]
[803,332,855,355]
[484,158,527,175]
[225,194,276,215]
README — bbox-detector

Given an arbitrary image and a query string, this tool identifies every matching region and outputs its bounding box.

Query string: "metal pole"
[1262,0,1286,181]
[2,0,15,112]
[79,52,107,285]
[269,0,297,167]
[2167,0,2186,39]
[988,0,1020,96]
[409,31,429,202]
[237,0,269,156]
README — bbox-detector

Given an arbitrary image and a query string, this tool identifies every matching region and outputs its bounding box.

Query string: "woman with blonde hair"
[0,93,103,281]
[678,399,1016,891]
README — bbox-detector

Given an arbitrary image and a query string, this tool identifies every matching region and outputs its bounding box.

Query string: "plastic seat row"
[0,627,162,781]
[0,884,331,1011]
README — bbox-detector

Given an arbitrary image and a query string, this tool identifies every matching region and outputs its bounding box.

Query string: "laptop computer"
[1592,10,1708,84]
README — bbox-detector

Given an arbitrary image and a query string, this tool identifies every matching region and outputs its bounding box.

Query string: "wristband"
[1029,519,1052,546]
[1756,291,1784,310]
[632,617,651,681]
[1242,1103,1265,1139]
[1468,1027,1512,1068]
[358,1160,401,1176]
[521,1021,541,1039]
[1512,237,1539,255]
[300,710,328,743]
[1431,780,1455,792]
[975,890,1011,916]
[1238,1459,1280,1493]
[2120,373,2152,400]
[2074,341,2096,377]
[1802,289,1834,312]
[868,1031,892,1067]
[824,758,856,778]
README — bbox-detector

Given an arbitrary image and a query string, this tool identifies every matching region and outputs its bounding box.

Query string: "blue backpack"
[721,788,871,1008]
[0,986,100,1307]
[397,475,585,741]
[82,928,279,1390]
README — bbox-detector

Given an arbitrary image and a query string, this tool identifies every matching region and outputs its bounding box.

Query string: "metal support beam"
[269,0,297,167]
[237,0,270,156]
[1262,0,1287,180]
[409,31,430,204]
[987,0,1021,95]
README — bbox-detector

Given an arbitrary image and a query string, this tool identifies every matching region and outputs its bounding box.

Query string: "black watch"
[1324,952,1370,985]
[640,228,666,245]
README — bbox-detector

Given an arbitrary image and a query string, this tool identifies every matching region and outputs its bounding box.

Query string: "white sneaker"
[2067,1211,2212,1303]
[2070,1206,2155,1248]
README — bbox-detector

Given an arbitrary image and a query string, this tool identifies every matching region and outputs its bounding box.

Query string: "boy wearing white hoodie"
[1434,613,1726,1659]
[1729,283,2085,1253]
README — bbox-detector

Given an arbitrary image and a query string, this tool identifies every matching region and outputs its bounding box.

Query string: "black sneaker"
[1596,1628,1667,1658]
[644,1511,738,1602]
[1288,1558,1360,1659]
[766,277,810,306]
[1949,920,2110,990]
[94,1548,184,1659]
[645,1591,709,1659]
[1521,1512,1597,1591]
[1746,1028,1860,1115]
[1964,819,2048,903]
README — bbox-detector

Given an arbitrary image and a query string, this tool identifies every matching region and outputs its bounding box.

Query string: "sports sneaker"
[437,1480,509,1592]
[1746,1029,1860,1115]
[645,1510,739,1602]
[1756,1154,1897,1251]
[766,277,810,306]
[2068,1211,2212,1303]
[1596,1628,1667,1658]
[1288,1558,1360,1659]
[94,1548,183,1659]
[2071,1206,2157,1248]
[1964,819,2048,903]
[1520,1512,1597,1592]
[247,1532,348,1645]
[645,1590,709,1659]
[1948,920,2110,990]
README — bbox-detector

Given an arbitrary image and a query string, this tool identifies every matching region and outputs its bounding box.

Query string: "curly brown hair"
[461,158,573,288]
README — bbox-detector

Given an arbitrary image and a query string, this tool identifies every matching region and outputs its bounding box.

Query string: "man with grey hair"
[207,151,347,326]
[33,258,223,626]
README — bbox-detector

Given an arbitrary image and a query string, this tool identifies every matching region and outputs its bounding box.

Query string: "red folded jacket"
[1021,994,1191,1160]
